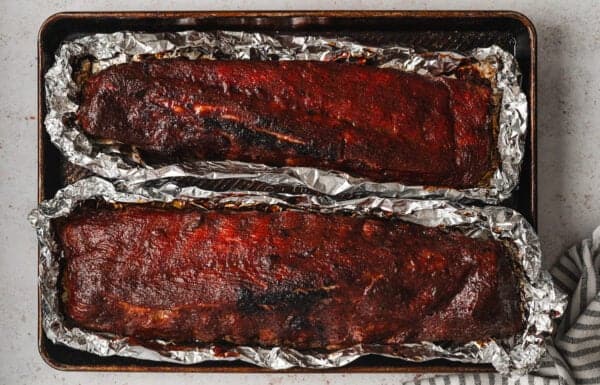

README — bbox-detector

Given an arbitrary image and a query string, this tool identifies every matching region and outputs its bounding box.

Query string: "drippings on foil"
[29,176,565,373]
[44,31,528,204]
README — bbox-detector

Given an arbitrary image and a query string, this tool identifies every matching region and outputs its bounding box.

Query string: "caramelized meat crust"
[58,206,522,349]
[78,59,494,188]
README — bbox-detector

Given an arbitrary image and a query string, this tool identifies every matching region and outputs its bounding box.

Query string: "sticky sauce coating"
[58,206,522,349]
[78,59,494,188]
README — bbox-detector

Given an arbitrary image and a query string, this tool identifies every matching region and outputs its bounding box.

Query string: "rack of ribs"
[57,205,522,349]
[78,59,495,188]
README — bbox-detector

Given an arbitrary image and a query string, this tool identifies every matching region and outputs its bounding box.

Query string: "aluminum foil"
[44,30,527,204]
[29,176,565,374]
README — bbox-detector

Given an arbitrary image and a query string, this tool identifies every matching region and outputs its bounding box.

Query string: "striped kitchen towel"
[405,226,600,385]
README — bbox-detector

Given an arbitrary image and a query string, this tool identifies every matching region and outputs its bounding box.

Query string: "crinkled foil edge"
[44,31,528,204]
[29,176,565,373]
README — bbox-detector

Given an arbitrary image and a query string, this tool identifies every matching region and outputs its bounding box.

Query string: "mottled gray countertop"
[1,1,598,384]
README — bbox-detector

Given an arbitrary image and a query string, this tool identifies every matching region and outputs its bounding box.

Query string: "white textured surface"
[0,1,598,384]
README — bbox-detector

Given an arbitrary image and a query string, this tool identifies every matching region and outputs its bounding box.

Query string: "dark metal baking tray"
[38,10,537,372]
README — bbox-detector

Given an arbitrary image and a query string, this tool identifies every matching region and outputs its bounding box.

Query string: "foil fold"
[44,31,528,203]
[30,176,565,373]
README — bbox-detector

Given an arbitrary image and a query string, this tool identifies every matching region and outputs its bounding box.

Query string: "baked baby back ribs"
[78,59,494,188]
[57,206,522,349]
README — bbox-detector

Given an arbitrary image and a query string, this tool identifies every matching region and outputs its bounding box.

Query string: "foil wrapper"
[30,176,565,374]
[44,30,527,203]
